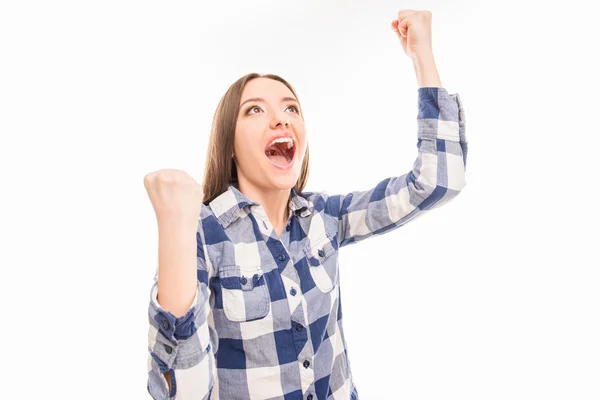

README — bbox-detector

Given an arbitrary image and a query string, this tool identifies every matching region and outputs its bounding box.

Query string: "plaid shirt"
[147,87,468,400]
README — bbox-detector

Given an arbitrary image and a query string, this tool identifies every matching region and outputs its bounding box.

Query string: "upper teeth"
[268,137,293,149]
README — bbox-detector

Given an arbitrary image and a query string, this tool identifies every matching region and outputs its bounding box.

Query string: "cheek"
[234,129,261,162]
[298,131,308,152]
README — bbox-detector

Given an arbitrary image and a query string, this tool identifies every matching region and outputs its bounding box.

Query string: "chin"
[266,173,300,191]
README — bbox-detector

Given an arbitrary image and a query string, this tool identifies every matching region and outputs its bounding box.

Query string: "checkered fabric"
[147,87,468,399]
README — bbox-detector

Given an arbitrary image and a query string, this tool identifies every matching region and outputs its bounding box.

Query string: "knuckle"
[156,169,188,186]
[156,173,171,184]
[143,172,155,185]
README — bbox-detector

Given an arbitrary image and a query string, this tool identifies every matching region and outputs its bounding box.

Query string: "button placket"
[161,320,170,332]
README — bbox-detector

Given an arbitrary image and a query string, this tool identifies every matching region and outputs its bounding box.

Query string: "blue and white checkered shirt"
[147,87,468,399]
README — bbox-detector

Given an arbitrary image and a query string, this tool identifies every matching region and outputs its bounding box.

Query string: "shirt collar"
[208,184,312,229]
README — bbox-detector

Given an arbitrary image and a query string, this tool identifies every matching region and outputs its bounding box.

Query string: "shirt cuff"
[149,281,200,343]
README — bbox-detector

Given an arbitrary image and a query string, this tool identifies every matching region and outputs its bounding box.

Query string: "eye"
[245,105,261,115]
[245,104,300,115]
[286,104,300,113]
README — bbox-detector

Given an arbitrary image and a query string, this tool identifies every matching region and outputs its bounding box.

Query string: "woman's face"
[233,78,307,191]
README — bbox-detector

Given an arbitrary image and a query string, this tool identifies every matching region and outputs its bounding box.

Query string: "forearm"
[157,220,199,318]
[412,51,442,88]
[148,218,216,399]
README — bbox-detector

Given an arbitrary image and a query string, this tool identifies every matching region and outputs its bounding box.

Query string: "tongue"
[267,153,289,166]
[266,145,291,167]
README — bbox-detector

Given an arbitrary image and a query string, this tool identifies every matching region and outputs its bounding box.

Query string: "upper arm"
[328,87,467,248]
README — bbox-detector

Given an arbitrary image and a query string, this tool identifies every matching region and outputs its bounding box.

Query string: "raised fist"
[143,169,204,226]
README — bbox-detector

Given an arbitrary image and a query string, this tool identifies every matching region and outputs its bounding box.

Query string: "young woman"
[144,10,468,400]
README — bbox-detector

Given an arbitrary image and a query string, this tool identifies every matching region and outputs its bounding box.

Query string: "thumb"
[391,19,407,45]
[397,17,409,38]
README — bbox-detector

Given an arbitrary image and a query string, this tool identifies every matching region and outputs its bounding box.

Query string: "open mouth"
[264,138,296,168]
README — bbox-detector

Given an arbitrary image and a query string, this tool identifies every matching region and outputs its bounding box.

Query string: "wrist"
[411,51,442,88]
[411,49,435,65]
[157,216,199,234]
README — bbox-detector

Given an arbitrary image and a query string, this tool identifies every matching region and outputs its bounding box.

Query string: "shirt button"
[278,254,286,262]
[240,276,247,285]
[307,395,313,400]
[285,224,291,232]
[295,324,304,331]
[164,344,173,354]
[303,360,310,368]
[290,287,297,296]
[161,320,170,331]
[318,249,325,257]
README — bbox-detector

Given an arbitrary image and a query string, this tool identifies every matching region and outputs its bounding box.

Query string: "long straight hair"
[201,73,310,205]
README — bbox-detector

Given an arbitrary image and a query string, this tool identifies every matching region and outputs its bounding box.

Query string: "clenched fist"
[143,169,204,227]
[391,10,433,59]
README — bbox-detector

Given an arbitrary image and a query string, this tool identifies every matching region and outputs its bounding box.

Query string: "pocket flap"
[303,234,335,266]
[219,264,265,291]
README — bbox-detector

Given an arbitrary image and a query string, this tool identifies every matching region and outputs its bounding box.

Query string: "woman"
[144,10,468,400]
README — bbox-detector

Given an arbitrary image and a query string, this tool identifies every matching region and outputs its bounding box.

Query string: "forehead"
[241,78,295,101]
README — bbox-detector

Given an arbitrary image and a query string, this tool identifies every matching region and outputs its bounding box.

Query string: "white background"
[1,0,599,399]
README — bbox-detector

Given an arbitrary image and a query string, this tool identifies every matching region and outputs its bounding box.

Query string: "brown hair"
[201,73,310,205]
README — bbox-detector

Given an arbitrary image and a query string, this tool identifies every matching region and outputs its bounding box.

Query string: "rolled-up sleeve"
[147,217,217,399]
[329,87,468,247]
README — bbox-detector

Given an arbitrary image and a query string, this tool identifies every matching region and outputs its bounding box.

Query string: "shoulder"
[197,203,228,244]
[297,188,344,218]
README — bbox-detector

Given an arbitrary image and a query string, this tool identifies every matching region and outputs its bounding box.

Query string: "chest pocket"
[218,264,270,322]
[303,233,338,293]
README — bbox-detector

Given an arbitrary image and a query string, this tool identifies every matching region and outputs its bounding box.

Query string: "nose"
[275,119,291,129]
[271,113,291,130]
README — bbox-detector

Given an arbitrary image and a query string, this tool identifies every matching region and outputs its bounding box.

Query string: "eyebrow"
[240,96,299,108]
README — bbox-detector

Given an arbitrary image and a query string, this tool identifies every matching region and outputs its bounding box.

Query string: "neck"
[237,179,291,229]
